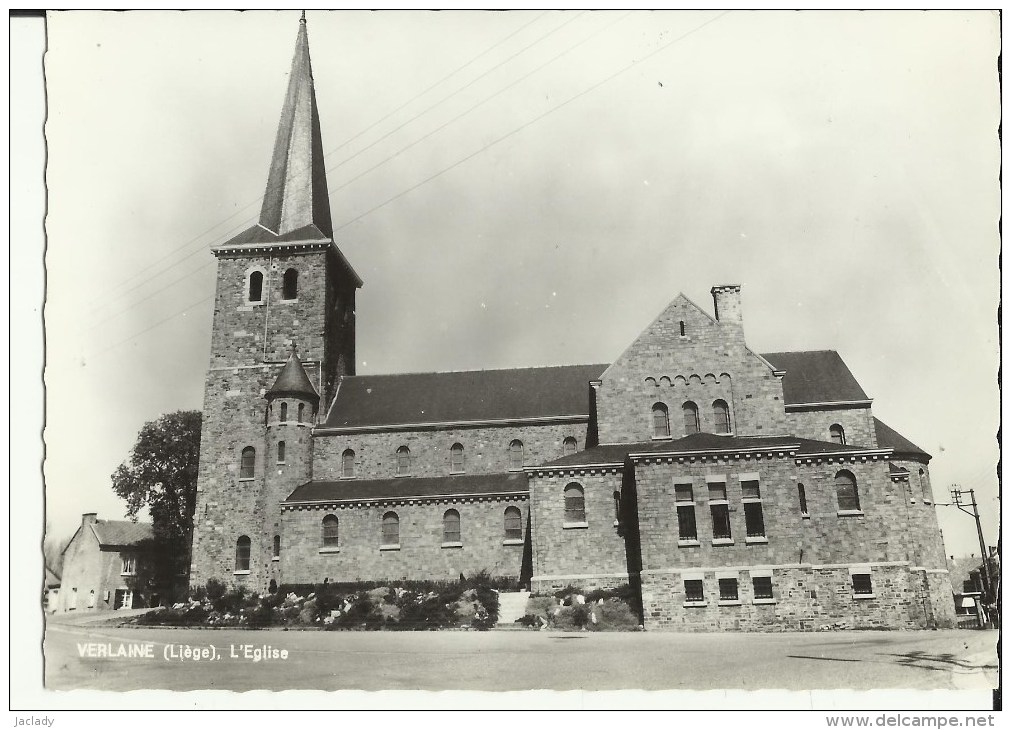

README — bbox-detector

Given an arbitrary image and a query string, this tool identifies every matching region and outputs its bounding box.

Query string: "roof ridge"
[761,349,839,355]
[344,363,610,379]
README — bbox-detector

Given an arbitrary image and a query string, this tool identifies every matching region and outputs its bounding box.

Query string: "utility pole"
[948,486,995,600]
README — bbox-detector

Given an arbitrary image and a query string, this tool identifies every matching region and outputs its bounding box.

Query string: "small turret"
[267,344,320,406]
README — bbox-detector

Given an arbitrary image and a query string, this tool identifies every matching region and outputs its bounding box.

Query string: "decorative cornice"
[211,239,333,256]
[630,444,801,462]
[525,464,624,478]
[281,490,529,510]
[314,413,588,436]
[794,448,892,466]
[785,399,873,411]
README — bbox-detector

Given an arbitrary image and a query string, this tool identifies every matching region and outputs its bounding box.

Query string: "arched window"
[298,403,305,422]
[342,449,355,479]
[279,402,288,422]
[919,469,931,502]
[652,403,670,438]
[235,536,251,572]
[450,443,465,473]
[282,268,298,300]
[829,424,846,445]
[509,440,524,470]
[613,490,621,523]
[396,446,411,476]
[248,271,263,303]
[682,402,700,435]
[564,483,586,524]
[277,441,286,464]
[382,512,400,546]
[713,400,730,434]
[504,506,522,541]
[563,437,578,456]
[240,447,255,479]
[272,534,280,558]
[321,515,339,547]
[835,470,860,511]
[443,509,461,544]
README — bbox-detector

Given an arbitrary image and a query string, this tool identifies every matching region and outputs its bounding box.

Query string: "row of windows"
[651,400,730,438]
[269,401,312,423]
[682,572,874,604]
[340,437,580,479]
[247,268,298,303]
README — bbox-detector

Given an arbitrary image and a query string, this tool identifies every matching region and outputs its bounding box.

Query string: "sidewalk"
[44,607,155,626]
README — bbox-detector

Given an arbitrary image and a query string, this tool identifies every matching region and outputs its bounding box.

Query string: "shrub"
[554,603,592,630]
[587,599,639,631]
[523,595,558,621]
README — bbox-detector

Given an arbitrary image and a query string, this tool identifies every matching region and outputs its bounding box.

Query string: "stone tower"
[189,14,362,590]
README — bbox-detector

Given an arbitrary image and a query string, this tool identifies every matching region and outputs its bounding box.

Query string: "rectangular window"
[752,576,773,600]
[741,479,761,500]
[121,555,136,575]
[711,504,731,540]
[852,573,873,596]
[718,578,739,602]
[707,481,727,501]
[684,579,704,603]
[744,502,766,538]
[798,483,809,515]
[677,505,698,541]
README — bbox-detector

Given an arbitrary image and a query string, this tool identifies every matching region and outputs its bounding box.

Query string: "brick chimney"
[711,284,743,325]
[82,512,98,526]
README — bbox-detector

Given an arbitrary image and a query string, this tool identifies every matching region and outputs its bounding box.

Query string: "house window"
[88,590,96,609]
[509,440,524,470]
[741,478,765,538]
[612,491,621,523]
[835,470,861,512]
[713,400,730,434]
[282,268,298,300]
[298,403,305,422]
[240,446,255,479]
[564,483,586,524]
[342,449,355,478]
[563,437,578,456]
[396,446,411,476]
[708,480,731,540]
[675,482,697,541]
[752,576,773,600]
[121,554,136,575]
[679,320,686,337]
[504,506,522,541]
[235,536,251,572]
[718,578,739,602]
[443,509,461,544]
[683,402,700,435]
[652,403,670,438]
[277,441,286,464]
[280,402,288,421]
[247,270,263,303]
[851,572,873,596]
[450,443,465,473]
[684,579,704,603]
[321,515,339,547]
[273,534,280,558]
[919,469,931,502]
[382,512,400,546]
[798,483,809,515]
[830,424,846,445]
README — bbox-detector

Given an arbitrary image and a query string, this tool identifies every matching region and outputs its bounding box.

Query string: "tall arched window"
[273,534,281,558]
[504,506,522,541]
[509,440,524,470]
[342,449,355,479]
[683,402,700,435]
[282,268,298,300]
[564,483,586,524]
[450,443,465,473]
[321,515,339,547]
[652,403,670,438]
[240,447,255,479]
[277,441,286,464]
[382,512,400,546]
[279,402,288,422]
[713,400,730,434]
[563,437,578,456]
[919,469,931,502]
[235,536,251,572]
[248,271,263,303]
[835,470,860,511]
[298,403,305,422]
[443,509,461,544]
[396,446,411,476]
[829,424,846,445]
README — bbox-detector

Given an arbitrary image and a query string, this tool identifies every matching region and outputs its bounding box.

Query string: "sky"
[40,10,1000,559]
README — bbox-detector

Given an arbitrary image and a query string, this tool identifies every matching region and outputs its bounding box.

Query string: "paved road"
[44,624,997,692]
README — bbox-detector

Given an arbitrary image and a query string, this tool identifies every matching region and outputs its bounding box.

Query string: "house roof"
[874,418,931,459]
[91,520,155,548]
[268,346,319,402]
[322,364,608,429]
[284,472,529,504]
[761,350,869,405]
[45,566,61,587]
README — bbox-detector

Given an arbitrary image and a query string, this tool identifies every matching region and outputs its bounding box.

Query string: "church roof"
[284,472,528,504]
[761,350,870,405]
[322,364,608,429]
[90,520,155,548]
[268,347,320,402]
[874,417,930,459]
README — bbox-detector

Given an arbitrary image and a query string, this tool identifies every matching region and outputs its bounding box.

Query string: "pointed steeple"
[258,13,332,238]
[267,344,320,403]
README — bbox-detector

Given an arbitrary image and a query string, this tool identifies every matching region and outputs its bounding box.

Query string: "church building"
[189,16,956,631]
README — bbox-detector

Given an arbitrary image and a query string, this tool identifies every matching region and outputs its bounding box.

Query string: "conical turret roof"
[268,345,320,402]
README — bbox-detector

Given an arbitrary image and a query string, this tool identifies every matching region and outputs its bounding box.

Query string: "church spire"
[258,12,332,238]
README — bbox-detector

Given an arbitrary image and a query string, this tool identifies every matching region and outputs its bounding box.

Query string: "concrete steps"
[496,590,531,626]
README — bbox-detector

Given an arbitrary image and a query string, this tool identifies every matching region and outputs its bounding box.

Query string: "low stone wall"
[530,573,630,595]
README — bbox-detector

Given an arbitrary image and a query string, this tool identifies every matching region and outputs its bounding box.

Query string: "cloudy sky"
[40,10,999,557]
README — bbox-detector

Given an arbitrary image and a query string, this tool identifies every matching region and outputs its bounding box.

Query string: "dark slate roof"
[889,463,909,475]
[285,472,529,503]
[323,364,609,429]
[874,418,931,459]
[91,520,155,547]
[268,348,319,401]
[220,223,331,247]
[761,350,869,405]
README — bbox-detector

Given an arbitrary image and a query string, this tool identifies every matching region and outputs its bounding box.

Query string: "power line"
[93,293,215,357]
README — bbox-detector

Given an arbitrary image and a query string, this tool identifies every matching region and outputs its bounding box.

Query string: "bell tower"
[189,13,362,590]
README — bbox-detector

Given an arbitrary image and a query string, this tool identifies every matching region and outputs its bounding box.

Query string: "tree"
[112,410,201,595]
[43,519,71,578]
